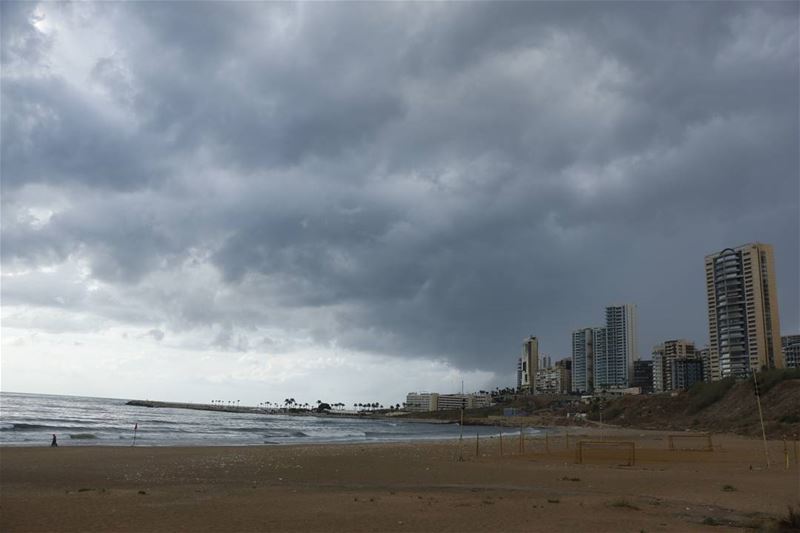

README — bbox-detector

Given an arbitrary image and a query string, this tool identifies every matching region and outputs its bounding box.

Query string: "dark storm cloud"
[2,2,797,372]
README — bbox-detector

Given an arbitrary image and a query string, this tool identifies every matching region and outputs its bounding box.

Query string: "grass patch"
[561,476,581,482]
[607,499,639,510]
[547,498,560,504]
[701,517,720,526]
[687,378,736,413]
[721,484,737,492]
[754,368,800,395]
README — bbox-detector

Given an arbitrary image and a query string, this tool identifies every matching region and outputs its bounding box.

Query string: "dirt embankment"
[600,376,800,439]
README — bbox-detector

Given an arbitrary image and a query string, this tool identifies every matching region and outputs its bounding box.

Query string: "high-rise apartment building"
[697,347,711,383]
[671,359,704,390]
[705,243,783,379]
[596,304,638,389]
[519,336,539,393]
[632,360,654,394]
[652,339,696,393]
[571,327,605,394]
[555,358,572,394]
[782,335,800,369]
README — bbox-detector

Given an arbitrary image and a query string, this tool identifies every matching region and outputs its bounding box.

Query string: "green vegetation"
[722,484,737,492]
[754,368,800,394]
[687,377,736,413]
[702,517,720,526]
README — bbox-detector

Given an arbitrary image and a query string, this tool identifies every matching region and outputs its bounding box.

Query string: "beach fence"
[576,440,635,466]
[477,430,593,460]
[667,433,714,452]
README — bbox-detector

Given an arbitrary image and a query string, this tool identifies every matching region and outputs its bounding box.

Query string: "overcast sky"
[1,1,798,406]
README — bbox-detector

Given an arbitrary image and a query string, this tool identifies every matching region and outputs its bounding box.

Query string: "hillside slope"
[599,373,800,439]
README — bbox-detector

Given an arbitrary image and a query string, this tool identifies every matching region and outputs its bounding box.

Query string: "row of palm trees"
[352,402,402,412]
[207,399,405,412]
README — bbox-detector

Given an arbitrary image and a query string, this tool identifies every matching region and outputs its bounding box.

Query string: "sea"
[0,392,537,447]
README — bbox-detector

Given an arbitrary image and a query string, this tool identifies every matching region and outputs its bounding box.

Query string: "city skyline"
[2,2,798,405]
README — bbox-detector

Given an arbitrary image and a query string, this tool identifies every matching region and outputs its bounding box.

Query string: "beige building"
[652,339,696,392]
[405,392,438,412]
[705,243,783,379]
[534,361,572,395]
[437,393,492,411]
[519,336,539,393]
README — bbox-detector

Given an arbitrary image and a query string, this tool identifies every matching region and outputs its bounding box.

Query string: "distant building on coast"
[697,347,711,382]
[782,335,800,369]
[705,243,783,379]
[404,392,491,412]
[555,358,572,393]
[596,304,638,389]
[671,358,704,390]
[652,339,697,393]
[534,359,571,395]
[632,360,654,394]
[571,327,604,394]
[437,393,492,411]
[519,336,539,393]
[405,393,439,412]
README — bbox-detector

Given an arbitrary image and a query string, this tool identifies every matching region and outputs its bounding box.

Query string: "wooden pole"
[752,372,770,468]
[785,439,790,470]
[499,430,503,456]
[519,425,524,454]
[476,433,480,457]
[458,405,464,462]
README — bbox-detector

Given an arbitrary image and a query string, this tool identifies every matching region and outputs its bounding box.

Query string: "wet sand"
[2,428,798,532]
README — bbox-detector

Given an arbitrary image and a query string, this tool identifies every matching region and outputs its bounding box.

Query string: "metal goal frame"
[667,433,713,452]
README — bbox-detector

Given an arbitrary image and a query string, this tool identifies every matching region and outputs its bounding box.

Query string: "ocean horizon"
[0,392,535,447]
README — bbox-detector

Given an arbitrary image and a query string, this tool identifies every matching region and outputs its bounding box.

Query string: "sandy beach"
[2,427,798,532]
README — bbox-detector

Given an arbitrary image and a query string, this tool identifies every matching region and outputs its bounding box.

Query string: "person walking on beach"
[51,434,58,447]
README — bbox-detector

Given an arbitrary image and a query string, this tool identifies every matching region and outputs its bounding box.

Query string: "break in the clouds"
[1,2,798,404]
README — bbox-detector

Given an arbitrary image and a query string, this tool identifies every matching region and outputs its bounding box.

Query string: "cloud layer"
[2,2,798,403]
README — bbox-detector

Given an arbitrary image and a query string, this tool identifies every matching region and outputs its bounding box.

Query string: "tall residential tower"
[519,336,539,393]
[705,243,782,379]
[571,327,605,394]
[596,304,638,389]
